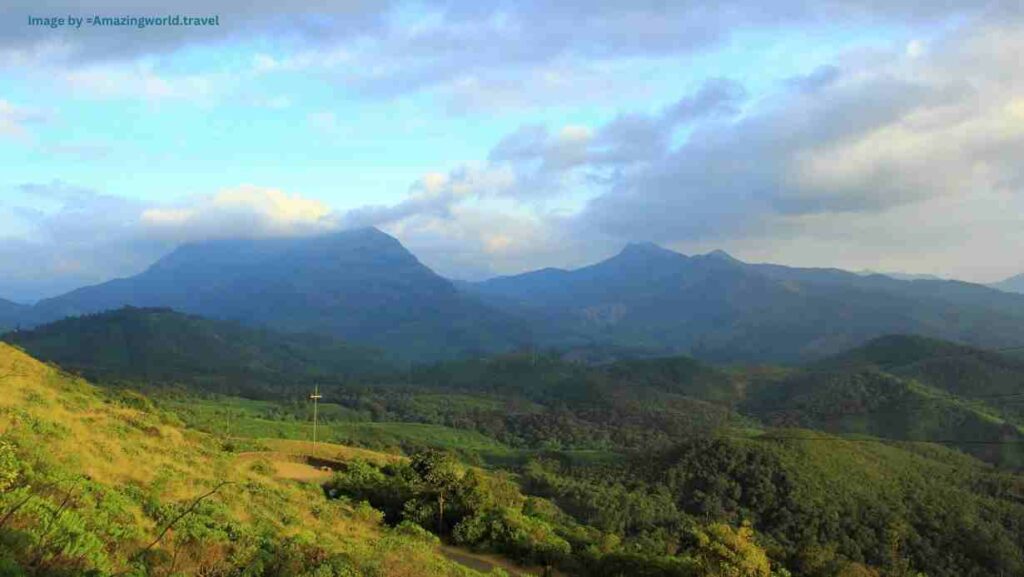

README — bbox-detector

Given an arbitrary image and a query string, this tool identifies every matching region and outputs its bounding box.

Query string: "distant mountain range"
[993,273,1024,294]
[469,242,1024,362]
[856,270,945,281]
[4,228,1024,362]
[21,228,532,360]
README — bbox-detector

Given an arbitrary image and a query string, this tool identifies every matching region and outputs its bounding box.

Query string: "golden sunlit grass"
[0,342,486,575]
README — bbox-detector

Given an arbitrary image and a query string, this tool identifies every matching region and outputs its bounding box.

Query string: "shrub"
[0,438,19,492]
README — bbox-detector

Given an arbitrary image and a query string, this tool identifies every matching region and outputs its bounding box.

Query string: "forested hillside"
[3,307,393,396]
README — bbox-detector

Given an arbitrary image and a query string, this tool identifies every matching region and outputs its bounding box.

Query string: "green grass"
[156,394,627,468]
[0,342,493,577]
[160,395,513,454]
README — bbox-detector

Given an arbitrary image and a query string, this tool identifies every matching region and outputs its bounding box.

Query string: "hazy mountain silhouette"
[16,232,1024,363]
[29,228,532,360]
[993,273,1024,294]
[469,243,1024,362]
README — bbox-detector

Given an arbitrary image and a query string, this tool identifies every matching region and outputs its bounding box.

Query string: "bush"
[394,520,441,544]
[0,438,19,492]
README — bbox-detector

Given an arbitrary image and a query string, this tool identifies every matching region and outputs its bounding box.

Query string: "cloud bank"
[1,1,1022,299]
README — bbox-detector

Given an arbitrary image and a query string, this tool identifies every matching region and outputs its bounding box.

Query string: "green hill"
[2,307,393,397]
[736,336,1024,467]
[524,431,1024,577]
[0,342,494,577]
[820,334,1024,405]
[741,367,1024,467]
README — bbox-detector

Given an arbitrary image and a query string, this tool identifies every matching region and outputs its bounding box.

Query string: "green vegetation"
[6,315,1024,576]
[0,343,502,577]
[324,450,785,577]
[522,433,1024,577]
[164,395,513,455]
[3,307,393,397]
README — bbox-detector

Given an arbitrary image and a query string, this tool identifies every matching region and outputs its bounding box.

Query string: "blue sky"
[1,22,891,205]
[0,1,1021,301]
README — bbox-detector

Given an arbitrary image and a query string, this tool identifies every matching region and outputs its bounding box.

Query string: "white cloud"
[336,19,1024,283]
[259,96,292,109]
[63,63,227,103]
[0,183,344,299]
[563,21,1024,281]
[0,99,51,140]
[140,186,338,242]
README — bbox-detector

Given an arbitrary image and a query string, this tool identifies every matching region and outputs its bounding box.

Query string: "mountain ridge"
[9,233,1024,364]
[469,242,1024,362]
[993,272,1024,294]
[26,228,533,360]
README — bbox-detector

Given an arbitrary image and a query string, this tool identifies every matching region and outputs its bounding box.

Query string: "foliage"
[325,450,778,576]
[0,343,490,577]
[522,434,1024,577]
[3,307,392,397]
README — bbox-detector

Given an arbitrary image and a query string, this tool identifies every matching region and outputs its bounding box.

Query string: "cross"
[310,385,323,449]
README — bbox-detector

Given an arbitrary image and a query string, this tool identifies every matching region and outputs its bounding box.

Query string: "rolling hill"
[2,306,393,397]
[740,335,1024,466]
[12,306,1024,468]
[816,334,1024,419]
[0,341,490,577]
[26,228,533,361]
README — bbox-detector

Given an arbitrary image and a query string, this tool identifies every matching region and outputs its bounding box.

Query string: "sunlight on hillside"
[0,343,498,576]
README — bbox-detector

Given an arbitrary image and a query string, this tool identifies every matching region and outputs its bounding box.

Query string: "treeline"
[521,435,1024,577]
[325,449,784,577]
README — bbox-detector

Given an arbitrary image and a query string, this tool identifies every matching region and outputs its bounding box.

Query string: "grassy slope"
[0,342,492,576]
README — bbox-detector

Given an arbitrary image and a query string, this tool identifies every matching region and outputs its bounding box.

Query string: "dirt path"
[440,545,558,576]
[270,460,335,482]
[234,450,343,482]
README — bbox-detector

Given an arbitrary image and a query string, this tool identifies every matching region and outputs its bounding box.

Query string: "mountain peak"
[992,272,1024,294]
[618,241,679,258]
[705,249,741,263]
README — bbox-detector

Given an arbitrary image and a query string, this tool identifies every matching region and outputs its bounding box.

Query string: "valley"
[4,302,1024,575]
[5,2,1023,575]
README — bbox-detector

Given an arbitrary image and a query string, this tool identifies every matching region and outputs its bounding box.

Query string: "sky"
[0,1,1022,302]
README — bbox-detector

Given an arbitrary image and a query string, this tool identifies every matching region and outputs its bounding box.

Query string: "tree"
[409,449,462,534]
[692,522,772,577]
